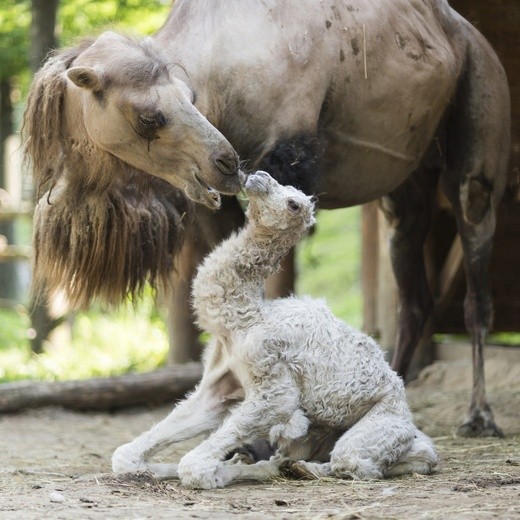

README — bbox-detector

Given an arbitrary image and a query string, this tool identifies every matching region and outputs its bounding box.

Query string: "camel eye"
[138,112,165,128]
[139,114,157,126]
[288,199,300,212]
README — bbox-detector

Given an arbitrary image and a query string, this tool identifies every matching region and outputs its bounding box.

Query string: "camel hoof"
[458,410,504,438]
[279,460,319,480]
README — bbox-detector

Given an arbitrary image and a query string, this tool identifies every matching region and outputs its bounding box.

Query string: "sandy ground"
[1,356,519,520]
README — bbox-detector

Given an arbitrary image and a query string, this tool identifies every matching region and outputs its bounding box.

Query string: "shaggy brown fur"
[24,40,190,308]
[32,176,190,308]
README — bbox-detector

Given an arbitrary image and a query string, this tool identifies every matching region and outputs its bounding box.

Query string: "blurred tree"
[30,0,59,72]
[0,1,30,300]
[26,0,61,354]
[0,0,170,95]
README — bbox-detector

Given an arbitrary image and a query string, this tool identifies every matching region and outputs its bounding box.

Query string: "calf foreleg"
[111,362,242,479]
[112,387,228,478]
[178,369,308,488]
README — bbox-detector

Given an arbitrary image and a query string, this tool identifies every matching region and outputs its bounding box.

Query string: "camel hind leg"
[383,160,440,380]
[442,23,510,437]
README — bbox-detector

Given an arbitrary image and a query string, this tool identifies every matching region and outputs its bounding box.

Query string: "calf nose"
[214,152,239,175]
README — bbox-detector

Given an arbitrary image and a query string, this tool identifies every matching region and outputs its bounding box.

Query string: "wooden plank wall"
[450,0,520,186]
[433,0,520,333]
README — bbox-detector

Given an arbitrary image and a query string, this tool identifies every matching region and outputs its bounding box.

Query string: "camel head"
[245,171,316,234]
[64,31,240,209]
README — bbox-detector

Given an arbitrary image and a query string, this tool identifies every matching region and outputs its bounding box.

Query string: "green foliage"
[0,299,169,383]
[0,1,31,78]
[297,207,362,328]
[0,0,171,84]
[0,308,30,352]
[58,0,171,44]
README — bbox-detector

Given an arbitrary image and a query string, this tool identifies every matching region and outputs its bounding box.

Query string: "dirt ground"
[1,355,519,520]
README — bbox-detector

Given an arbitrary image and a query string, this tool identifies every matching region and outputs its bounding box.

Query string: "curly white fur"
[112,171,438,488]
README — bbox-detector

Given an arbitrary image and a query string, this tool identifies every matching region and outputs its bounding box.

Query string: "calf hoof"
[178,457,230,489]
[279,460,319,480]
[112,444,145,474]
[225,440,274,465]
[458,408,504,438]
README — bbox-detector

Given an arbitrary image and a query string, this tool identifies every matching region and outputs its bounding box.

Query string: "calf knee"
[269,409,310,447]
[178,454,232,489]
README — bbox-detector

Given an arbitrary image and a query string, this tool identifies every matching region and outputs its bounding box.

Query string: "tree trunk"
[30,0,59,72]
[28,0,61,352]
[0,363,202,413]
[0,80,13,192]
[0,78,17,300]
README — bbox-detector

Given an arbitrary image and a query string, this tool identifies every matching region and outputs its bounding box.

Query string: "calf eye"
[288,199,300,212]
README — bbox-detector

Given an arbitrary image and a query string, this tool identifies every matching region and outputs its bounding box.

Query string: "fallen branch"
[0,363,202,413]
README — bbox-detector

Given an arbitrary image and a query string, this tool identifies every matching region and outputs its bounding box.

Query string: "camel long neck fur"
[192,223,296,337]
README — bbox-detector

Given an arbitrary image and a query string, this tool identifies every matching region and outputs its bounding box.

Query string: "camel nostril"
[214,154,238,175]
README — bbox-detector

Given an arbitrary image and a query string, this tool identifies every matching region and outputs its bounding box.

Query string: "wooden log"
[376,209,399,350]
[0,205,33,221]
[0,244,31,262]
[0,363,202,413]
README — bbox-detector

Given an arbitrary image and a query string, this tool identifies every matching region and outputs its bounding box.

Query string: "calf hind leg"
[385,429,438,477]
[328,402,435,479]
[280,426,438,480]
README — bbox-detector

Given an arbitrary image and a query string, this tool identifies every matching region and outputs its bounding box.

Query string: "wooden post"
[376,208,399,353]
[361,202,379,336]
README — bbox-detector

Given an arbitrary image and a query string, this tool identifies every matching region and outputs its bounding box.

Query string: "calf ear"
[67,66,103,91]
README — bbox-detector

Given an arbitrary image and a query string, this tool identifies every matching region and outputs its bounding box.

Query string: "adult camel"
[24,0,510,437]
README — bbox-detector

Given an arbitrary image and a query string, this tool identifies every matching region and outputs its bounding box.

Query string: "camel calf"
[113,171,438,488]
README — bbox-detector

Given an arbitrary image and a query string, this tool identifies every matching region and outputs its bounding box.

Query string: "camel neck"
[192,225,294,336]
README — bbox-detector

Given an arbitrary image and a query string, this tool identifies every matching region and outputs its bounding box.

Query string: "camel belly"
[314,1,461,207]
[317,131,423,208]
[162,0,463,206]
[242,0,460,207]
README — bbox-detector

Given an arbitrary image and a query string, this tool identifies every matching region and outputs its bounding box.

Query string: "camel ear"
[67,66,103,91]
